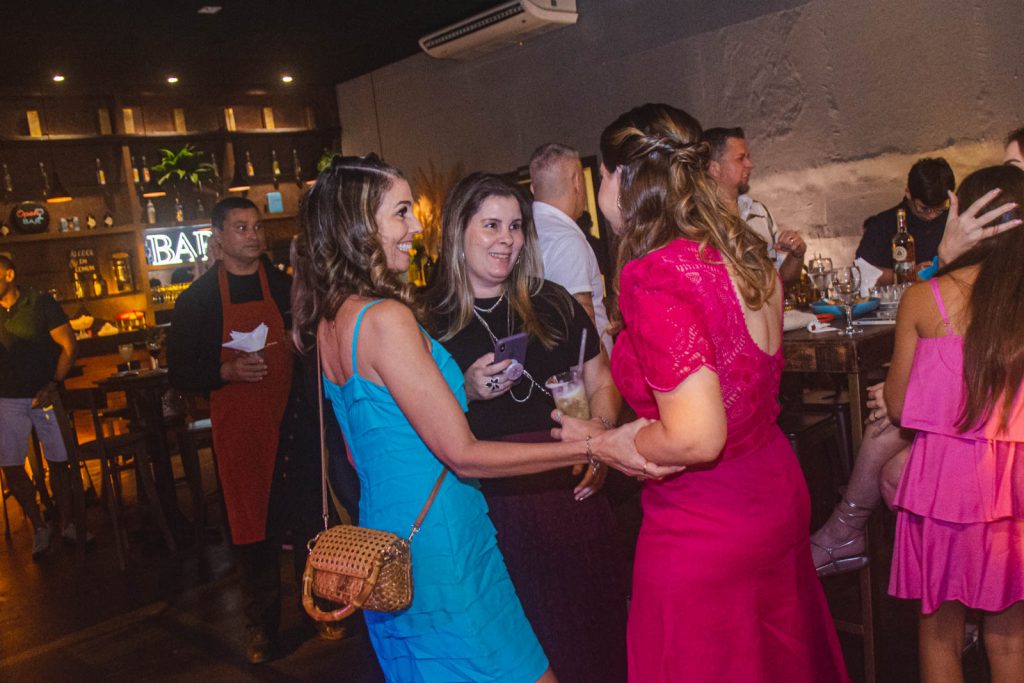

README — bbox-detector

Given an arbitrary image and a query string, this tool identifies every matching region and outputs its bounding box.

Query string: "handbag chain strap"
[315,336,448,539]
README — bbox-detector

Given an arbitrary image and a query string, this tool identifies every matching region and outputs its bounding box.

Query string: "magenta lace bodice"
[611,238,783,460]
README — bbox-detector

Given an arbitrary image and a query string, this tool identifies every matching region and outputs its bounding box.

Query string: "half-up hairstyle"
[426,172,571,349]
[291,153,416,350]
[937,164,1024,433]
[600,103,775,324]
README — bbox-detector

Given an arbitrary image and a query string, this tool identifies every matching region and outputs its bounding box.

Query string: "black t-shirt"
[0,288,69,398]
[167,259,292,394]
[856,199,947,269]
[433,280,600,440]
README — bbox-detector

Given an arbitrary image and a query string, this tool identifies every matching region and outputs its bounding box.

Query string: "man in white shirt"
[529,143,613,356]
[705,127,806,285]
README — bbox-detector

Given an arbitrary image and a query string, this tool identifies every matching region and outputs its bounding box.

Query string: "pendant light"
[141,178,166,198]
[40,161,72,203]
[227,163,250,193]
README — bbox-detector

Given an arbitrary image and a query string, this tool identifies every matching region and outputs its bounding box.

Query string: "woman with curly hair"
[554,104,848,681]
[291,154,676,683]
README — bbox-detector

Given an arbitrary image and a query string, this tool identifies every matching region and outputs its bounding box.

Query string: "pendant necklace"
[471,298,550,403]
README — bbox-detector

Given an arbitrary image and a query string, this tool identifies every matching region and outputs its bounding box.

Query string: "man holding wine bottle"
[856,157,955,286]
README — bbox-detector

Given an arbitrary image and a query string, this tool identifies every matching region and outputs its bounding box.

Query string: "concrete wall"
[336,0,1024,263]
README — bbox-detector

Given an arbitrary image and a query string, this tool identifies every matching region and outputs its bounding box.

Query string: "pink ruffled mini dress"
[890,278,1024,613]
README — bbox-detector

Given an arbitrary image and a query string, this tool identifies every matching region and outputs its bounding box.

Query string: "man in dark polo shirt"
[856,157,955,286]
[0,254,78,557]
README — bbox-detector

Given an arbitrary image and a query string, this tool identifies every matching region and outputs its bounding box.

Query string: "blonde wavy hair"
[599,103,775,327]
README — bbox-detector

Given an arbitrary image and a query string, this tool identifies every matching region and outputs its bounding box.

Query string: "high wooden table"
[782,322,896,683]
[782,324,895,452]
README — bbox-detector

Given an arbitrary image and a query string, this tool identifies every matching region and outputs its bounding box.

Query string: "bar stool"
[778,408,876,683]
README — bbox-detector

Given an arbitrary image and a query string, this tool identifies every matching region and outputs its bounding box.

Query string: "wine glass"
[146,329,164,370]
[807,255,833,302]
[832,265,863,336]
[118,342,134,364]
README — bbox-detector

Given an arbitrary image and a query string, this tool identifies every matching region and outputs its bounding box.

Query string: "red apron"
[209,263,292,544]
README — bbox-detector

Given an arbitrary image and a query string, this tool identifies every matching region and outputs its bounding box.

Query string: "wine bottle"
[891,208,916,284]
[146,199,157,225]
[292,149,303,187]
[95,158,106,186]
[174,196,184,223]
[130,155,141,185]
[245,151,255,178]
[39,162,51,196]
[1,162,12,194]
[271,149,281,189]
[141,155,151,184]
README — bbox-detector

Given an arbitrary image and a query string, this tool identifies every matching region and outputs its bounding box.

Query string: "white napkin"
[97,322,120,336]
[854,257,882,296]
[222,322,269,352]
[807,320,837,334]
[783,309,818,332]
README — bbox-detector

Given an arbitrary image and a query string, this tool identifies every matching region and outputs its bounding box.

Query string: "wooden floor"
[0,451,995,682]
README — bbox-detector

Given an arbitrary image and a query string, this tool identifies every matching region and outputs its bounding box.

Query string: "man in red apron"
[167,197,293,663]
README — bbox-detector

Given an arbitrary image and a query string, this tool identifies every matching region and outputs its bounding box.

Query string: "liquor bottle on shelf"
[891,208,917,284]
[90,272,106,297]
[103,212,114,227]
[292,149,303,187]
[271,149,281,189]
[244,151,255,178]
[71,270,86,300]
[1,162,13,195]
[195,198,206,218]
[95,158,106,186]
[39,162,51,196]
[174,196,184,223]
[85,213,97,229]
[146,199,157,225]
[131,155,141,186]
[141,155,151,184]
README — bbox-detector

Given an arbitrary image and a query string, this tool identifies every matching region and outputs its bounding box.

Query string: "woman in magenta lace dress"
[555,103,848,681]
[885,165,1024,683]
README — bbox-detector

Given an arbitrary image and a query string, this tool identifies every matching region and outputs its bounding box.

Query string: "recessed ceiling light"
[52,74,65,82]
[281,75,294,83]
[197,6,222,14]
[167,76,179,84]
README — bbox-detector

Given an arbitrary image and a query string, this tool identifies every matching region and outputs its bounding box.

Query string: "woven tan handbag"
[302,344,447,622]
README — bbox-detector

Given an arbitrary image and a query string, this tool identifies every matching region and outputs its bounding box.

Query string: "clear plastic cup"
[545,368,590,419]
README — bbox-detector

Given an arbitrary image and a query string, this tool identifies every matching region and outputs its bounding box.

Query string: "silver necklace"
[473,291,505,314]
[471,302,550,403]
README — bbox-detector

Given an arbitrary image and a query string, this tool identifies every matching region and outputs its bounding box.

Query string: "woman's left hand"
[570,417,612,501]
[463,353,514,402]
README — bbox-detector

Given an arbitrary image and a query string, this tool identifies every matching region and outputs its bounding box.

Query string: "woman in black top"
[425,172,627,683]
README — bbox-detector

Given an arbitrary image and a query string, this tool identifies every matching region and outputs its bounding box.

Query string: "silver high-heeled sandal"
[812,497,873,577]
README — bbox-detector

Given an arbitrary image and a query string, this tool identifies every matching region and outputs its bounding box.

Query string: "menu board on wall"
[69,247,100,277]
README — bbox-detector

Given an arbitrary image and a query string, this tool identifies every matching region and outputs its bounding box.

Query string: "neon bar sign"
[144,224,214,266]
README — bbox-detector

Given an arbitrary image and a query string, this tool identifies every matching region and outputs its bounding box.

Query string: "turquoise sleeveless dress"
[323,300,548,683]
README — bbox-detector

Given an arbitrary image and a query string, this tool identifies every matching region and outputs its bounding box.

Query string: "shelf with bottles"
[0,224,136,244]
[56,287,142,305]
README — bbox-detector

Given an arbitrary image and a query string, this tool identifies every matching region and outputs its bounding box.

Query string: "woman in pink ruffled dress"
[886,164,1024,682]
[555,103,848,682]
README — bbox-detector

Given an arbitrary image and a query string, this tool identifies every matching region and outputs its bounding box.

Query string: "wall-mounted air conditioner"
[419,0,578,60]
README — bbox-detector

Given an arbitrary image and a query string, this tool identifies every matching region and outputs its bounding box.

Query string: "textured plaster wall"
[336,0,1024,263]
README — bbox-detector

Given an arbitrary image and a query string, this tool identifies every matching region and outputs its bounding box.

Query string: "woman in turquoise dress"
[291,154,675,683]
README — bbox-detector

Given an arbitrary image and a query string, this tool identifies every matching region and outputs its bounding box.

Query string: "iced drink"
[546,370,590,419]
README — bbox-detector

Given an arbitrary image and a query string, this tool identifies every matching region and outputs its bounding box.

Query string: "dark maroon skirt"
[484,431,628,683]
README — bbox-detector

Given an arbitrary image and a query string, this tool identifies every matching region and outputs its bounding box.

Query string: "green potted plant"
[151,144,216,218]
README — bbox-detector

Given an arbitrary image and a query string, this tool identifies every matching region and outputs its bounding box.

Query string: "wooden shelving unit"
[0,87,338,325]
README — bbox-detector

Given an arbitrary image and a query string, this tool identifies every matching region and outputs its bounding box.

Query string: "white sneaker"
[32,525,52,557]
